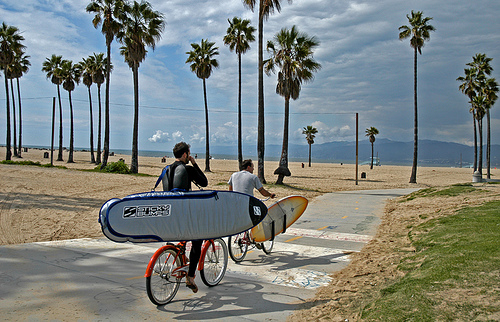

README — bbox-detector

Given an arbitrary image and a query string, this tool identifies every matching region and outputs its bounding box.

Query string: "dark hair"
[241,159,253,171]
[173,142,190,158]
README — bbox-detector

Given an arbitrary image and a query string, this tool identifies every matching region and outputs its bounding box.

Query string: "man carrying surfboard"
[162,142,208,293]
[228,159,275,199]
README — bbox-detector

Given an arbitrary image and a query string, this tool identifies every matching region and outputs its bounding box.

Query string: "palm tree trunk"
[308,143,312,167]
[57,85,64,161]
[131,65,139,174]
[4,73,11,161]
[370,142,374,170]
[473,112,477,172]
[68,91,74,163]
[478,118,483,175]
[257,0,266,184]
[96,84,102,164]
[237,52,243,169]
[88,86,96,164]
[16,78,22,158]
[486,109,491,179]
[409,47,418,183]
[101,44,111,169]
[276,97,290,185]
[10,79,17,157]
[203,78,211,172]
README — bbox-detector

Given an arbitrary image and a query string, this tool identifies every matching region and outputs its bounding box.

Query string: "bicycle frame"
[144,240,216,278]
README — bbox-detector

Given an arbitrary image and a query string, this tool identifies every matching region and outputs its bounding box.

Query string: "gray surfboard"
[99,190,267,243]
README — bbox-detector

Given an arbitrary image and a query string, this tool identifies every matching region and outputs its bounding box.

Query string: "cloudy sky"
[1,0,499,156]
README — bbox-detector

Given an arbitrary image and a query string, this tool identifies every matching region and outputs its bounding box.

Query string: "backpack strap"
[152,165,169,191]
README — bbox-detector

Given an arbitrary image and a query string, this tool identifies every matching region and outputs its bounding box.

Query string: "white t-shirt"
[227,170,263,196]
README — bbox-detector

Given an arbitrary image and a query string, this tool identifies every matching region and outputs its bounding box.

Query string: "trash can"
[43,152,49,158]
[361,172,366,179]
[472,171,482,183]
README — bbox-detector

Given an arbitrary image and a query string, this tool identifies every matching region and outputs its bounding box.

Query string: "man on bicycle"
[228,159,275,198]
[162,142,208,293]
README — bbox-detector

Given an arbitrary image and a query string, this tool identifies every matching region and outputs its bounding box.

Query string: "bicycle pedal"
[255,243,262,250]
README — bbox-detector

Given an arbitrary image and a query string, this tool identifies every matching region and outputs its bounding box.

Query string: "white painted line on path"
[283,227,372,243]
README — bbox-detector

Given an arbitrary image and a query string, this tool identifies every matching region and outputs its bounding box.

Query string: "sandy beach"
[0,147,490,245]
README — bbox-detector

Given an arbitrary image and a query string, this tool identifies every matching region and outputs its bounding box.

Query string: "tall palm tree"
[223,17,256,169]
[467,54,496,178]
[118,0,165,174]
[59,60,81,163]
[186,39,219,172]
[398,10,435,184]
[10,52,30,158]
[365,127,379,170]
[458,54,497,177]
[302,125,317,167]
[80,55,97,163]
[242,0,292,184]
[457,67,479,171]
[7,66,18,157]
[264,25,321,184]
[87,0,126,169]
[0,22,25,161]
[91,52,108,164]
[483,77,498,179]
[42,54,65,161]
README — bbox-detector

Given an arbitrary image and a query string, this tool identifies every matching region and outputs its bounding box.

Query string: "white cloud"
[148,130,170,143]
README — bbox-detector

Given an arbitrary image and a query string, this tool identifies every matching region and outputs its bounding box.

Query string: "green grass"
[1,159,67,169]
[359,199,500,321]
[401,183,481,202]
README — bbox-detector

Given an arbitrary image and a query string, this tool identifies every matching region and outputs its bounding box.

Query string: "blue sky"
[1,0,499,155]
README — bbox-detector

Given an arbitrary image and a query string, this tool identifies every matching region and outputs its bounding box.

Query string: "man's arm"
[257,187,275,198]
[187,156,208,187]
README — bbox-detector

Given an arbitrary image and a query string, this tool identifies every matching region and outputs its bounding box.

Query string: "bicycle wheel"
[200,238,228,287]
[228,232,248,262]
[146,247,181,305]
[261,239,274,254]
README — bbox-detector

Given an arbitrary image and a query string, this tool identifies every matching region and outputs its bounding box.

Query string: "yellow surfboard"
[250,195,308,243]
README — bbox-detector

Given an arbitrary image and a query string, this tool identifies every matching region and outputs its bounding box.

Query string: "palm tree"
[242,0,292,183]
[223,17,256,169]
[0,22,25,161]
[59,60,81,163]
[42,54,65,161]
[10,52,30,158]
[91,52,108,164]
[7,66,18,157]
[186,39,219,172]
[87,0,126,168]
[118,0,165,174]
[302,125,318,167]
[365,127,379,170]
[457,67,479,171]
[458,54,497,177]
[80,55,97,163]
[264,25,321,184]
[398,10,435,184]
[483,77,498,179]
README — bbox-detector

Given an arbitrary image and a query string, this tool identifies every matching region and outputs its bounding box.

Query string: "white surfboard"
[99,190,268,243]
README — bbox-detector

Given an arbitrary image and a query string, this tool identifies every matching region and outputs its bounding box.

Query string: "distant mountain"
[210,139,500,167]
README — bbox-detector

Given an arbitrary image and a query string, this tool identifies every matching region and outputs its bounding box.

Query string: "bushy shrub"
[95,160,130,174]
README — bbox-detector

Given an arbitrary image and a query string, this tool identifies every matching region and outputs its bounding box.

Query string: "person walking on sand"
[228,159,275,199]
[162,142,208,293]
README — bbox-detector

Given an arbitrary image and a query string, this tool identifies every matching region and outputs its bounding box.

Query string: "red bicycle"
[144,238,228,305]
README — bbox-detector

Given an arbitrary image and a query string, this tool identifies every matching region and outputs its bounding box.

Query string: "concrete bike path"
[0,188,417,321]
